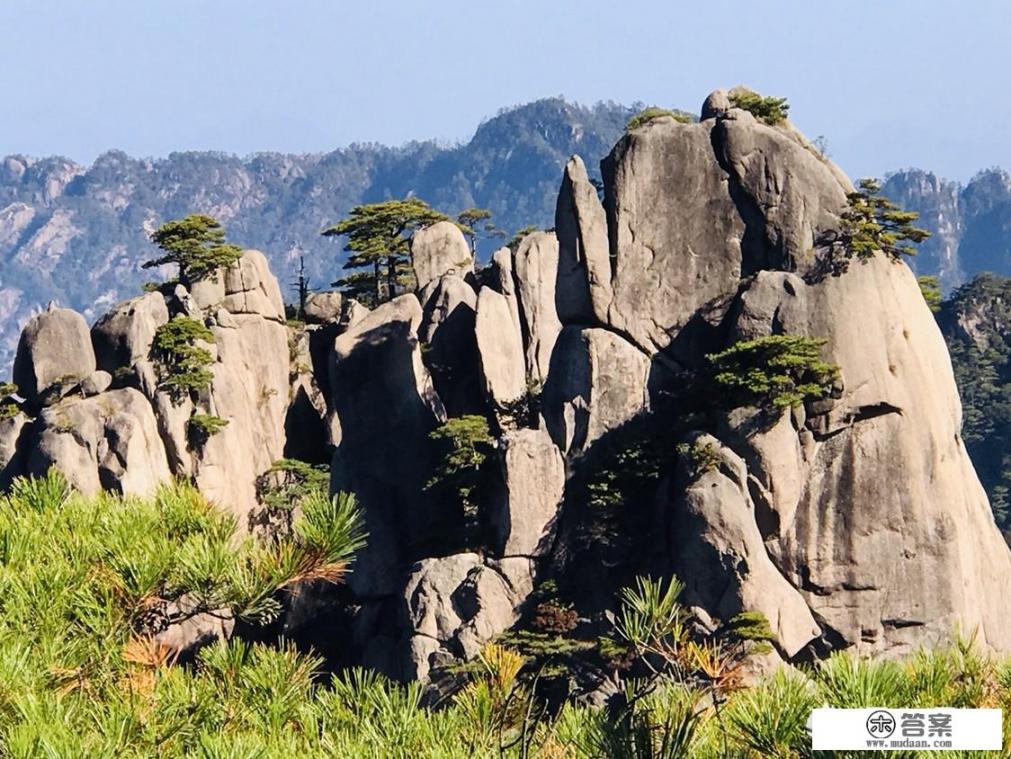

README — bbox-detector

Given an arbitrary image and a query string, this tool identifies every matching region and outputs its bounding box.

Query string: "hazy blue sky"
[1,0,1007,182]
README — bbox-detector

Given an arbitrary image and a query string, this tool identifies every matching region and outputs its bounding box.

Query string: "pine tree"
[917,275,943,312]
[837,179,932,261]
[456,207,503,255]
[144,214,243,283]
[322,198,448,306]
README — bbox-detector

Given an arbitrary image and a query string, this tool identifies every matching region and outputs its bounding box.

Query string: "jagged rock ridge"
[0,99,640,374]
[3,91,1010,688]
[5,98,1010,378]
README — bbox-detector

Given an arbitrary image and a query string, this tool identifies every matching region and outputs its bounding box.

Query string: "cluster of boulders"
[1,250,292,515]
[4,89,1011,684]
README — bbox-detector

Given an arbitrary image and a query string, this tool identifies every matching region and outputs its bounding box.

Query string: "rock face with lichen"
[3,89,1011,691]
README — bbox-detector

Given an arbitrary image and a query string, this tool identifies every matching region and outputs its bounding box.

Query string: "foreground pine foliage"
[2,472,1011,756]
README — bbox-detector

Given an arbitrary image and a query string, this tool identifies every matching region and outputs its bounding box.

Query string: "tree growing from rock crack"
[144,214,243,283]
[812,178,932,279]
[323,198,448,306]
[838,178,932,261]
[706,335,841,410]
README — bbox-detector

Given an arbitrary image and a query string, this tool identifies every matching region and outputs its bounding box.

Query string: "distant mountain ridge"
[2,96,1011,375]
[883,167,1011,290]
[0,98,640,373]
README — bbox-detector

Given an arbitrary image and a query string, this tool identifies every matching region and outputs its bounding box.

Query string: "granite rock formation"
[4,90,1010,688]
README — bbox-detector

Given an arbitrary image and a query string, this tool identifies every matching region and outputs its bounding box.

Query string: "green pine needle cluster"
[837,178,933,262]
[676,439,722,477]
[151,316,216,402]
[456,207,504,254]
[728,88,790,125]
[255,458,331,513]
[426,415,494,513]
[586,437,663,511]
[918,274,943,313]
[323,198,449,306]
[507,225,539,251]
[0,382,19,421]
[186,413,228,448]
[143,214,243,283]
[707,335,841,410]
[626,107,693,131]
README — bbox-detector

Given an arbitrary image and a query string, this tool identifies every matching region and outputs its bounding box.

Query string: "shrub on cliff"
[706,334,841,410]
[256,458,330,512]
[323,198,449,306]
[626,107,692,130]
[919,274,943,312]
[456,207,505,255]
[838,178,932,262]
[0,382,19,420]
[728,88,790,125]
[426,415,495,519]
[186,412,228,448]
[814,178,931,280]
[151,316,216,401]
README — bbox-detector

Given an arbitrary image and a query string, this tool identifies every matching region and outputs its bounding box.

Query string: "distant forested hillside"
[2,97,1011,375]
[938,273,1011,527]
[884,167,1011,291]
[0,98,639,371]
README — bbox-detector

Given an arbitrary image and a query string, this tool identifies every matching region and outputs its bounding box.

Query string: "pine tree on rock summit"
[144,214,244,283]
[323,198,449,306]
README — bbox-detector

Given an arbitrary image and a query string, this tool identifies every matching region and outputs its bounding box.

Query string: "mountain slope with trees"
[3,98,1011,374]
[937,273,1011,528]
[883,167,1011,291]
[4,87,1011,753]
[0,98,639,371]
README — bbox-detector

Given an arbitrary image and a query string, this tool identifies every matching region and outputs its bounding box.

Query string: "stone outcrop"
[91,291,169,371]
[5,249,294,515]
[555,155,612,325]
[700,89,731,120]
[489,427,565,557]
[411,221,473,291]
[718,256,1011,653]
[196,310,289,513]
[490,247,523,337]
[543,327,650,455]
[223,250,286,321]
[4,87,1011,689]
[328,294,446,596]
[402,553,534,682]
[513,232,562,382]
[712,108,849,271]
[670,433,820,658]
[475,287,527,406]
[27,388,170,496]
[303,291,343,325]
[418,274,482,416]
[13,308,96,403]
[598,106,848,358]
[0,414,27,487]
[188,271,225,311]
